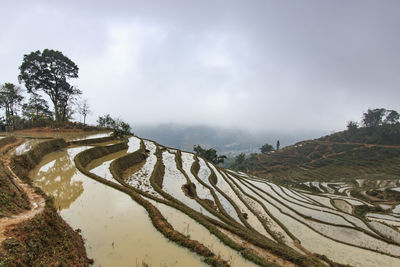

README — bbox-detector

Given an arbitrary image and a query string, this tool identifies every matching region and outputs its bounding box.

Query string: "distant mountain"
[134,124,325,156]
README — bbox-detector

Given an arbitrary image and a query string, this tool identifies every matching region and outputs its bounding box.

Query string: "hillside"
[2,129,400,266]
[230,124,400,203]
[240,140,400,185]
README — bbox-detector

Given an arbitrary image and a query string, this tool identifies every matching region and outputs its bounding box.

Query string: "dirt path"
[0,141,46,244]
[315,140,400,149]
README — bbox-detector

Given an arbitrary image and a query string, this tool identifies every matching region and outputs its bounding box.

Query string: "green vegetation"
[346,120,358,134]
[22,93,53,127]
[193,144,226,164]
[96,114,132,137]
[260,143,274,153]
[0,83,24,128]
[322,123,400,145]
[362,108,399,127]
[229,139,400,186]
[18,49,81,122]
[353,205,385,218]
[232,153,246,171]
[3,49,400,267]
[229,153,258,172]
[228,108,400,186]
[330,108,400,145]
[0,49,112,132]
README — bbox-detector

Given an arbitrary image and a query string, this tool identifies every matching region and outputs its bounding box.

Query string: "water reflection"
[11,139,42,156]
[10,131,111,141]
[69,132,112,141]
[30,147,206,266]
[87,149,127,182]
[30,149,84,210]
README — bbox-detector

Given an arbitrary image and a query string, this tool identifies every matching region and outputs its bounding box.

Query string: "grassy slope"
[233,125,400,187]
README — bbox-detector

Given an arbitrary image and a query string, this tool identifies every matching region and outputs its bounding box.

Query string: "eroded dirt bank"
[0,134,96,266]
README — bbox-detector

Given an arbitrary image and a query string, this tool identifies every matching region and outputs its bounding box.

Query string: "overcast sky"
[1,0,399,133]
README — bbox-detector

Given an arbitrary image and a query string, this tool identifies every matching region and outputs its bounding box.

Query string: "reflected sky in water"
[29,146,205,266]
[30,147,88,210]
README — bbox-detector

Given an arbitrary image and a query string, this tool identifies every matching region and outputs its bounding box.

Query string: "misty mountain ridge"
[134,123,326,156]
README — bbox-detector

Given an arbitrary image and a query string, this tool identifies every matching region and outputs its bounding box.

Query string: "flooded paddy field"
[23,133,400,266]
[30,147,206,266]
[7,130,112,141]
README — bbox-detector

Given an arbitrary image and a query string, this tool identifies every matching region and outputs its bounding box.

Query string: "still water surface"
[30,147,206,266]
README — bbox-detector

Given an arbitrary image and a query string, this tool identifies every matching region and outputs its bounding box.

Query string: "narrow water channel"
[30,146,206,266]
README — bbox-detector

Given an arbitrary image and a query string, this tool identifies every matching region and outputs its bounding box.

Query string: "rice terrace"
[2,1,400,266]
[1,122,400,266]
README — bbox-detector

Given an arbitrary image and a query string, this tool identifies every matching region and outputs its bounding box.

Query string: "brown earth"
[0,135,91,266]
[14,127,85,133]
[0,164,45,244]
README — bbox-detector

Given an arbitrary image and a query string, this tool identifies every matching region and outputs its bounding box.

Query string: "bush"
[97,114,132,137]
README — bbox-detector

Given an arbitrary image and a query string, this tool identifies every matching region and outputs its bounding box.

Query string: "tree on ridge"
[22,93,52,124]
[0,83,24,127]
[193,145,227,164]
[260,143,274,153]
[78,99,91,126]
[18,49,79,122]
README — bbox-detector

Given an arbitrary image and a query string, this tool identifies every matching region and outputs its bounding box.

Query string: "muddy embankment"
[0,138,91,266]
[0,136,30,217]
[68,135,115,146]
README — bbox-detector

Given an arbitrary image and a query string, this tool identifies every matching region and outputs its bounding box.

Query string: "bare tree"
[78,99,91,126]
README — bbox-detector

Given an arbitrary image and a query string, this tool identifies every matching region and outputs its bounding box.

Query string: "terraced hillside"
[245,140,400,186]
[12,134,400,266]
[238,125,400,188]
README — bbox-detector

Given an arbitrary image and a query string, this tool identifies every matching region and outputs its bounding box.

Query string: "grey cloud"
[1,0,399,133]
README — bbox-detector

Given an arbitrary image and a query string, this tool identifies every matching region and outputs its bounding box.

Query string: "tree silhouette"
[22,93,52,124]
[0,83,24,126]
[260,143,274,153]
[32,150,84,210]
[384,110,400,124]
[193,145,227,164]
[362,108,386,127]
[19,49,80,122]
[346,121,359,135]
